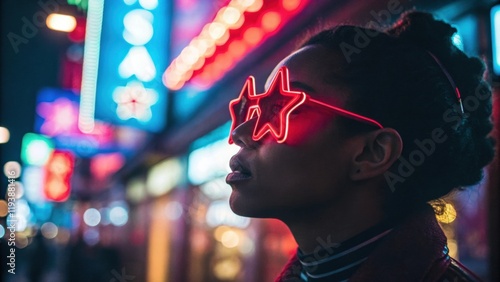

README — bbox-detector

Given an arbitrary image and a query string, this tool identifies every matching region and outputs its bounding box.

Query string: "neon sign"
[36,88,115,157]
[87,0,170,132]
[492,5,500,76]
[43,150,75,202]
[21,133,54,167]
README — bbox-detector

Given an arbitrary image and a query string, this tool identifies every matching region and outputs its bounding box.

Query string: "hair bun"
[386,11,457,52]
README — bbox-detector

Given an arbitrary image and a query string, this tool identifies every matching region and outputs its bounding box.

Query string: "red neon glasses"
[228,66,383,144]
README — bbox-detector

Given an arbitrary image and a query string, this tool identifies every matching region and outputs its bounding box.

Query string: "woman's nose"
[231,117,259,148]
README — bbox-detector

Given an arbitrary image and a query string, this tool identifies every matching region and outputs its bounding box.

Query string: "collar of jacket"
[275,204,450,282]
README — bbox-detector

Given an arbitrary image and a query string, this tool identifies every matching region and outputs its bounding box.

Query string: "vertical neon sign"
[79,0,104,133]
[491,5,500,76]
[81,0,170,132]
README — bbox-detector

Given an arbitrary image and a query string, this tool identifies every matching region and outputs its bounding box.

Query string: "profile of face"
[226,45,373,219]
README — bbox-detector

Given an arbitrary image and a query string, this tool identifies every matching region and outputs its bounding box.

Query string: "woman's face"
[227,45,358,218]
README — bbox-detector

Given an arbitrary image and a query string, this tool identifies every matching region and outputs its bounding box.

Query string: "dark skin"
[227,45,403,253]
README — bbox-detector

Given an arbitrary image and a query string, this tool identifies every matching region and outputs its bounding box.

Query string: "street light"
[46,13,77,32]
[0,127,9,144]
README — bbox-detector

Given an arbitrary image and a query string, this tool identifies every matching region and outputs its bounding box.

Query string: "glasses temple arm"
[308,98,384,129]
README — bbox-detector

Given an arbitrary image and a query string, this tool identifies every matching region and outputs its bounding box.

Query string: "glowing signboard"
[43,150,75,202]
[492,5,500,76]
[21,133,54,167]
[35,88,116,156]
[91,0,170,132]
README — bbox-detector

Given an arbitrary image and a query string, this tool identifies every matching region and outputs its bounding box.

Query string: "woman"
[225,11,495,282]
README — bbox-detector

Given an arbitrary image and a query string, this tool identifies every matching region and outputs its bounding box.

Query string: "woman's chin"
[229,192,275,219]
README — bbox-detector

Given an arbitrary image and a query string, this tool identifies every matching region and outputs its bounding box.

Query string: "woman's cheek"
[285,116,332,145]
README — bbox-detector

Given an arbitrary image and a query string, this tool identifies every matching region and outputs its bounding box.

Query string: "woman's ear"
[349,128,403,181]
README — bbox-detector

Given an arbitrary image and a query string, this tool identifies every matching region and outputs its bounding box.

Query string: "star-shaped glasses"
[228,66,383,144]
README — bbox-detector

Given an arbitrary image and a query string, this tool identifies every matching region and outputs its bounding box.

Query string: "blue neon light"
[95,0,171,132]
[492,5,500,76]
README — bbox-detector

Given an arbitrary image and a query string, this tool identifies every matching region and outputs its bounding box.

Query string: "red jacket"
[275,205,481,282]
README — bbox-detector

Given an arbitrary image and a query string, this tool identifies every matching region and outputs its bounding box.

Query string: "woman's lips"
[226,171,252,183]
[226,156,252,184]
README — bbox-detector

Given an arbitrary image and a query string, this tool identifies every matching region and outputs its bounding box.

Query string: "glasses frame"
[228,66,383,144]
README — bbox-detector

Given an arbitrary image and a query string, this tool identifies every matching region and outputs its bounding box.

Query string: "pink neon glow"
[228,66,384,144]
[37,98,80,136]
[228,76,259,144]
[308,98,383,129]
[90,152,125,181]
[37,97,115,146]
[250,67,306,143]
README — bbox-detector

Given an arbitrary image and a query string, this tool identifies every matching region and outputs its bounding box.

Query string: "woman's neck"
[281,189,385,254]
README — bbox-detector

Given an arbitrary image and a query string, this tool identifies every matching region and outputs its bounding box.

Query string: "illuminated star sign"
[113,81,158,122]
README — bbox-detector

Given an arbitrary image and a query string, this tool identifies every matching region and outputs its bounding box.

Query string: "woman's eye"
[271,104,283,114]
[270,103,302,119]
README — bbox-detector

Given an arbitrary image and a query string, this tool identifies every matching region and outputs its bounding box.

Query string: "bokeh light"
[46,13,77,32]
[262,11,281,32]
[9,215,27,232]
[239,236,255,255]
[282,0,301,11]
[213,257,241,280]
[14,182,24,199]
[83,208,101,226]
[3,161,21,179]
[243,27,264,46]
[0,127,10,143]
[126,177,147,203]
[206,200,250,228]
[22,134,54,166]
[214,225,232,242]
[41,222,59,239]
[83,228,100,245]
[17,199,31,217]
[221,230,240,248]
[220,7,241,26]
[0,200,8,217]
[208,22,227,40]
[16,234,29,249]
[236,0,256,9]
[246,0,263,12]
[109,205,129,226]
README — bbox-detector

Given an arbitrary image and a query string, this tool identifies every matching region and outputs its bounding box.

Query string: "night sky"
[1,0,82,194]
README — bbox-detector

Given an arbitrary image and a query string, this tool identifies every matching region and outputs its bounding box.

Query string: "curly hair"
[301,11,495,215]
